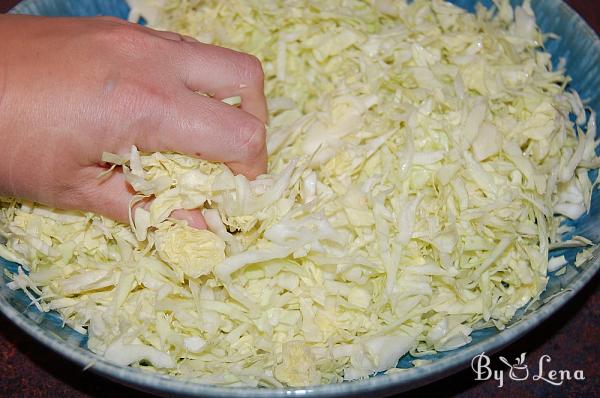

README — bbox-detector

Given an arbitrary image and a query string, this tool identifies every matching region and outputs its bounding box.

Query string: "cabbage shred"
[1,0,598,387]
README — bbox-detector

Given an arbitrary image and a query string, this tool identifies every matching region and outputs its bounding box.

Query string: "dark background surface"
[0,0,598,397]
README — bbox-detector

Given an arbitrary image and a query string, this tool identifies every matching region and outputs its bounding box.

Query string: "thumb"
[75,167,207,229]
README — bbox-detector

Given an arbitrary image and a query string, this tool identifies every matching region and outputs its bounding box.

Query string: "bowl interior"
[2,0,600,396]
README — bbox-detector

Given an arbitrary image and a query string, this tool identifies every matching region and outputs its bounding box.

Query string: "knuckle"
[96,69,173,150]
[111,81,172,141]
[101,65,174,114]
[93,23,150,55]
[125,81,173,109]
[240,53,265,84]
[237,117,266,159]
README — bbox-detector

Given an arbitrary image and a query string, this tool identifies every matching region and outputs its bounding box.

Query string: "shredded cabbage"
[1,0,599,387]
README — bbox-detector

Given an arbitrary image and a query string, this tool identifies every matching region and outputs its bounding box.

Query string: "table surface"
[0,0,599,397]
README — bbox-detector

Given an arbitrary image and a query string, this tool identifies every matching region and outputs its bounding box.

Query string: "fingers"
[92,17,268,179]
[95,15,267,122]
[95,16,198,43]
[95,17,267,122]
[147,29,185,42]
[76,167,207,229]
[145,29,199,43]
[170,209,207,229]
[137,91,267,178]
[172,42,269,124]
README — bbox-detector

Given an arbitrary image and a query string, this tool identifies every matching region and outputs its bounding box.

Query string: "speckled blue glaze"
[2,0,600,397]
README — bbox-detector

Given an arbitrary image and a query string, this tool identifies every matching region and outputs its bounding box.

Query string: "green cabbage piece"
[1,0,599,387]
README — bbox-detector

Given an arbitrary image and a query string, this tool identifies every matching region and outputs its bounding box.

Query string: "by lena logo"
[471,352,585,388]
[498,352,529,381]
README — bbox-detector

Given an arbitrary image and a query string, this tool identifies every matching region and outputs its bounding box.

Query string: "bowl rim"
[2,0,600,396]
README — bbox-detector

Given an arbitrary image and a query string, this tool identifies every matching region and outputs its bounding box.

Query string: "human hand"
[0,15,268,228]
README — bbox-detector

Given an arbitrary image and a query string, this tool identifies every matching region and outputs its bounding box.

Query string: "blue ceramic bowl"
[2,1,600,396]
